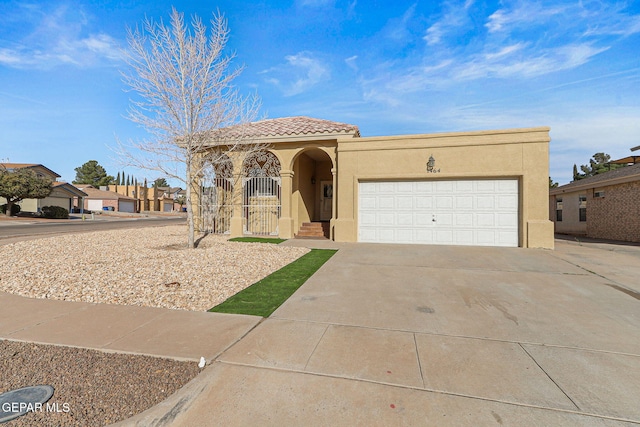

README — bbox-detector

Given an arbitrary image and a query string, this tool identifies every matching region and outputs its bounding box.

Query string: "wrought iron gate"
[199,157,233,234]
[242,151,282,235]
[198,151,282,236]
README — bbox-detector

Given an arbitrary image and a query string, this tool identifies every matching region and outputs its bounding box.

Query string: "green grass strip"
[209,249,337,317]
[228,237,287,244]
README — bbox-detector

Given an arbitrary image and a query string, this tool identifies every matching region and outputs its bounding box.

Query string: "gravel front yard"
[0,340,200,427]
[0,226,310,426]
[0,225,310,311]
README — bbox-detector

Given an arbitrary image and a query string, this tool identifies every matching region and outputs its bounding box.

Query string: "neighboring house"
[0,163,86,213]
[191,116,554,249]
[76,185,138,213]
[105,184,186,213]
[549,162,640,243]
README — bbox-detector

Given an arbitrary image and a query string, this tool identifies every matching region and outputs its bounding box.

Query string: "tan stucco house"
[0,163,86,213]
[549,162,640,243]
[194,116,554,249]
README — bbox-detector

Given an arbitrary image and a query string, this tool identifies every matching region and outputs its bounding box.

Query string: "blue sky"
[1,0,639,185]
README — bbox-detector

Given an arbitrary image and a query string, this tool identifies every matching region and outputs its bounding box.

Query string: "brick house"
[549,163,640,243]
[76,185,138,213]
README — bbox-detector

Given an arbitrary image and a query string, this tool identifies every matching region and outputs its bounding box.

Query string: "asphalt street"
[0,215,185,244]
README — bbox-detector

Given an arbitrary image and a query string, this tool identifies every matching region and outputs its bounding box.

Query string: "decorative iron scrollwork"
[426,155,441,173]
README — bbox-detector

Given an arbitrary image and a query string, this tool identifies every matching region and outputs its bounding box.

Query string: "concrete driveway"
[127,239,640,426]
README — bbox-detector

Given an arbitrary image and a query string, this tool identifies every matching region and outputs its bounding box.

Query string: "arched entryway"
[292,148,334,238]
[199,154,233,234]
[242,151,282,235]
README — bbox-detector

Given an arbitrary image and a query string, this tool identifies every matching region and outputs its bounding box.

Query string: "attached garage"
[119,200,136,213]
[87,199,103,211]
[358,180,519,247]
[334,126,554,248]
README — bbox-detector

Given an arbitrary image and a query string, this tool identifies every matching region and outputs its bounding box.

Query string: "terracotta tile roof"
[551,163,640,193]
[212,116,361,140]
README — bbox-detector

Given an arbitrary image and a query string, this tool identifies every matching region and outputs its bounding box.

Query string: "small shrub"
[1,203,21,216]
[42,206,69,219]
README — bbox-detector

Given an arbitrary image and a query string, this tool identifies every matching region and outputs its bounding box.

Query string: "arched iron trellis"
[242,151,282,235]
[199,155,233,234]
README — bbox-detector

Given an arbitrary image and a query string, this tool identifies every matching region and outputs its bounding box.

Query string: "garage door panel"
[358,179,519,247]
[455,181,473,192]
[415,196,432,208]
[476,181,496,191]
[397,213,413,225]
[396,182,414,193]
[415,181,433,192]
[415,229,433,242]
[396,196,413,209]
[455,214,473,226]
[436,213,453,226]
[378,196,395,209]
[476,213,495,227]
[497,180,518,192]
[436,196,453,209]
[455,230,473,244]
[360,196,377,209]
[496,213,518,227]
[435,230,453,244]
[435,181,453,192]
[360,183,377,194]
[378,213,395,225]
[415,213,431,225]
[455,196,473,209]
[360,212,377,225]
[476,198,495,209]
[497,195,517,209]
[396,229,413,242]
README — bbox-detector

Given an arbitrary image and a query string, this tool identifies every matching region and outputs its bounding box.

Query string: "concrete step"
[296,222,329,239]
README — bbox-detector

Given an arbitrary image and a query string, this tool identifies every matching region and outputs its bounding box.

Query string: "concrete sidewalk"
[2,238,640,426]
[0,292,261,362]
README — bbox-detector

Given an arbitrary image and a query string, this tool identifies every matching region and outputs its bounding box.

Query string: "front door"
[320,181,333,221]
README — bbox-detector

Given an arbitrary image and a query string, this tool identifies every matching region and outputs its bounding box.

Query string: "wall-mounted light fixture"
[311,177,316,185]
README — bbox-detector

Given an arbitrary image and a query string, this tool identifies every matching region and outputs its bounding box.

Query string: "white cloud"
[296,0,335,8]
[345,55,359,72]
[485,2,566,33]
[424,0,475,45]
[0,3,121,69]
[262,52,330,96]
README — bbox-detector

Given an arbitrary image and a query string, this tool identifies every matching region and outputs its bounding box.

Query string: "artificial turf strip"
[228,237,287,244]
[209,249,337,317]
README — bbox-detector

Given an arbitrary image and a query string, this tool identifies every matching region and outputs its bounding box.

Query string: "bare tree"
[118,8,263,248]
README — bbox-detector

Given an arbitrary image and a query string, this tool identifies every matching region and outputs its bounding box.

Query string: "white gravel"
[0,226,309,311]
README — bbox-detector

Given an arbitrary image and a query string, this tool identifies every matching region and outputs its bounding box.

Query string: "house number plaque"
[426,155,441,173]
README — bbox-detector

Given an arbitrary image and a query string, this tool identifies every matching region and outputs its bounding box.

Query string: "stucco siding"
[588,181,640,242]
[335,127,554,248]
[552,192,587,235]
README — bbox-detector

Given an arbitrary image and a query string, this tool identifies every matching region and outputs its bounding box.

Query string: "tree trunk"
[186,167,195,249]
[5,200,14,217]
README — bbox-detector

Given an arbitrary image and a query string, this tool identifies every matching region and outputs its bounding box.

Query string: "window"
[594,190,605,198]
[556,198,563,222]
[579,195,587,222]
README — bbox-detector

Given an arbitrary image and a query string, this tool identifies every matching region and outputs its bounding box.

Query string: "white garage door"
[119,200,135,213]
[87,199,103,211]
[358,180,519,247]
